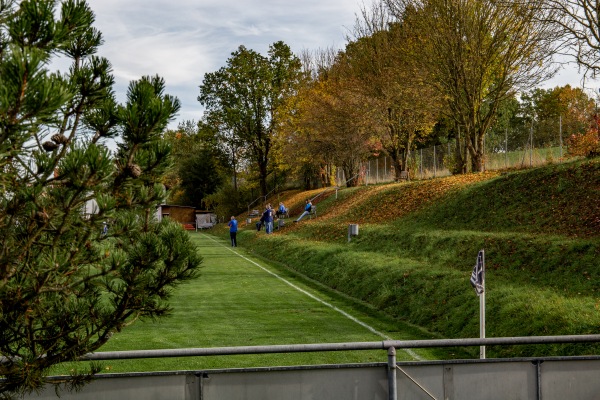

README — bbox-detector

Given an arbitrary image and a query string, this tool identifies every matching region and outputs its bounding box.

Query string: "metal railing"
[74,335,600,400]
[246,187,278,216]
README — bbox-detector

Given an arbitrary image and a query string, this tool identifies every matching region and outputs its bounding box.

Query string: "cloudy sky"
[82,0,363,128]
[81,1,587,130]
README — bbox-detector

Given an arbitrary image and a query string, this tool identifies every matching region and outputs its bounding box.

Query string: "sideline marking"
[201,233,421,361]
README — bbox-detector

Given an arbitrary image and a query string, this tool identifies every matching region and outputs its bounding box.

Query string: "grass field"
[226,158,600,358]
[52,157,599,377]
[55,233,466,376]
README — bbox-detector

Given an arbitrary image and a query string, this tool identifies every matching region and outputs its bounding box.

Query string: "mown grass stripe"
[201,233,422,361]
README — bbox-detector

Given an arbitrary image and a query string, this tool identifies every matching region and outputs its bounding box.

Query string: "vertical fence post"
[559,115,563,160]
[420,149,423,179]
[384,157,387,182]
[387,347,397,400]
[433,145,437,178]
[530,122,534,167]
[505,127,508,169]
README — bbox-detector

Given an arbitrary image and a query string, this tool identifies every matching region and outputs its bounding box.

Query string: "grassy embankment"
[224,158,600,358]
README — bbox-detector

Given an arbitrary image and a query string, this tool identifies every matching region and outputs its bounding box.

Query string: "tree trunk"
[470,131,485,172]
[393,157,403,180]
[343,160,360,187]
[454,127,467,174]
[258,160,268,197]
[401,148,411,175]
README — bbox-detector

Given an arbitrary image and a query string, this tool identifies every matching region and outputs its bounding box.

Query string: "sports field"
[60,232,460,375]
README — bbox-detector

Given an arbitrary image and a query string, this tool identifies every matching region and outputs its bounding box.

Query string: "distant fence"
[337,142,568,186]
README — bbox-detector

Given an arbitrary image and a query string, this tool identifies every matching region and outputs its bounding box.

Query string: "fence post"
[559,115,563,160]
[505,127,508,169]
[384,157,387,182]
[420,149,423,179]
[433,145,437,178]
[387,347,397,400]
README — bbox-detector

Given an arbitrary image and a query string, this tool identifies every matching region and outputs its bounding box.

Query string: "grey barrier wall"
[27,357,600,400]
[18,336,600,400]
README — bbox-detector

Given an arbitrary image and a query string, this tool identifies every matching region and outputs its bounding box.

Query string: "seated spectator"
[276,202,287,218]
[295,199,312,222]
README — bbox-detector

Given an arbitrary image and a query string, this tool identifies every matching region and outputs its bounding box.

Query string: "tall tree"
[198,41,302,197]
[544,0,600,78]
[346,2,442,179]
[386,0,562,172]
[163,121,224,208]
[0,1,201,396]
[520,85,594,147]
[286,60,376,187]
[200,114,246,192]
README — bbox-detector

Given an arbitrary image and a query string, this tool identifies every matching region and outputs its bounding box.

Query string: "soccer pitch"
[58,232,451,375]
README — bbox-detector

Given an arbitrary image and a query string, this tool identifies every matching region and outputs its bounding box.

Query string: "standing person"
[263,204,274,234]
[295,199,312,222]
[227,216,238,247]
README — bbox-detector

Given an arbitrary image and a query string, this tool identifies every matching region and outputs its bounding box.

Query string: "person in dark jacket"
[263,204,274,234]
[227,216,238,247]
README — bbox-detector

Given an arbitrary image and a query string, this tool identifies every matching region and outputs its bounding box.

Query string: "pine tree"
[0,0,202,396]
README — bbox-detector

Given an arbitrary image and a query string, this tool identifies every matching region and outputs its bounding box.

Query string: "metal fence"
[339,139,569,186]
[24,335,600,400]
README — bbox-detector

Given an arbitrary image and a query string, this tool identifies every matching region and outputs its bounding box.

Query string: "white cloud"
[82,0,361,127]
[75,1,587,128]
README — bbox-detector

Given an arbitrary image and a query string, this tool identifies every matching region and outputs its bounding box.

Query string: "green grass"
[53,233,466,376]
[229,158,600,358]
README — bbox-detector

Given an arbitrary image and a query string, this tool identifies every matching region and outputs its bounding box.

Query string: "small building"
[156,204,196,225]
[156,205,216,230]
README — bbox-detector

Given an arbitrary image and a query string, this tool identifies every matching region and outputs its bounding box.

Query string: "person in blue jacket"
[227,216,238,247]
[263,204,274,234]
[276,202,287,218]
[295,199,312,222]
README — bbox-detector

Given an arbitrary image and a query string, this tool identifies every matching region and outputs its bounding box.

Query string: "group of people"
[227,199,313,247]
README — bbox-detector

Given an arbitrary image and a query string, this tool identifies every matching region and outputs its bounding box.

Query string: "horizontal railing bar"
[81,335,600,361]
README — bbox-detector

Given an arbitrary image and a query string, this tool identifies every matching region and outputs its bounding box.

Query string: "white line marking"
[202,233,422,361]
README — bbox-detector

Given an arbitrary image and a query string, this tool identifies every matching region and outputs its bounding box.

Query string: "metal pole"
[387,347,397,400]
[528,126,533,167]
[80,334,600,361]
[433,145,437,178]
[420,149,423,179]
[536,360,543,400]
[480,249,486,359]
[384,157,387,182]
[483,130,486,172]
[559,115,563,160]
[505,127,508,169]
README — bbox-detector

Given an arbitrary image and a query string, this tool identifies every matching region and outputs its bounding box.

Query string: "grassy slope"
[226,158,600,357]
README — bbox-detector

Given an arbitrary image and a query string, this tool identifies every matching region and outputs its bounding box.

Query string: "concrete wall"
[27,357,600,400]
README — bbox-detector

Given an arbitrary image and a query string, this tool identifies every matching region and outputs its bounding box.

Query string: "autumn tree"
[386,0,562,172]
[0,1,201,396]
[198,41,302,197]
[277,48,337,189]
[346,2,442,179]
[520,85,594,147]
[281,47,377,188]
